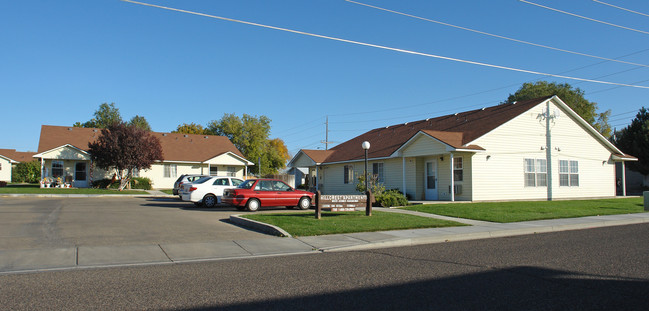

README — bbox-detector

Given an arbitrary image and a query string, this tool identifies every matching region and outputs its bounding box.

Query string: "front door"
[425,160,438,200]
[74,162,88,188]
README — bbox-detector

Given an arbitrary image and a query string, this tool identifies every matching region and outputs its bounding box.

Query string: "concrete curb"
[229,214,292,237]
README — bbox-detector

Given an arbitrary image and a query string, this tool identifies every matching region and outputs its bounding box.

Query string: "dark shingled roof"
[303,96,552,163]
[36,125,247,163]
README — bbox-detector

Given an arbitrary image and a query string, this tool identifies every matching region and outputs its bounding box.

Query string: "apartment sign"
[319,194,366,212]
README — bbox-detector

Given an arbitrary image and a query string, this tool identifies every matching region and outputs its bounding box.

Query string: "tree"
[207,114,285,175]
[173,123,208,135]
[504,81,612,137]
[88,122,163,190]
[614,107,649,185]
[12,160,41,183]
[74,103,123,129]
[128,115,151,131]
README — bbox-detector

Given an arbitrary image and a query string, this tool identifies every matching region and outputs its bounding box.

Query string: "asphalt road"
[2,223,648,310]
[0,197,273,250]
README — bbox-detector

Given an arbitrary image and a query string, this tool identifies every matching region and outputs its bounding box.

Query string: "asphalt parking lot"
[0,197,273,251]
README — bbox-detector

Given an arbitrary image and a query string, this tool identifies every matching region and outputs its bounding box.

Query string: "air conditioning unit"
[449,185,462,195]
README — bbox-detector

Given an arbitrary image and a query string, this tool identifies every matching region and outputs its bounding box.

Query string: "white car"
[180,176,244,207]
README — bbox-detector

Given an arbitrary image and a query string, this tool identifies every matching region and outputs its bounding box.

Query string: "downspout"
[622,161,627,196]
[450,153,455,202]
[546,100,553,201]
[402,156,406,197]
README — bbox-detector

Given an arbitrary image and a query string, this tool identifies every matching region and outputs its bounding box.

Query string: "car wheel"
[203,194,217,208]
[246,199,260,212]
[297,197,311,210]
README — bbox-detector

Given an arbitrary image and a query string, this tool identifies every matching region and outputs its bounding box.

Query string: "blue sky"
[2,0,648,157]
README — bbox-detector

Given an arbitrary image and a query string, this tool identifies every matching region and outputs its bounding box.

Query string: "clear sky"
[2,0,648,157]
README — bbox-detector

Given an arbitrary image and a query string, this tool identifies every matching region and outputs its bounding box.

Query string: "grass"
[404,197,645,223]
[0,183,145,195]
[159,189,174,195]
[242,211,466,236]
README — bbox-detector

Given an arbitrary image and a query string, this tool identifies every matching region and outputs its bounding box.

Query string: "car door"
[272,180,298,206]
[212,178,231,196]
[253,180,276,206]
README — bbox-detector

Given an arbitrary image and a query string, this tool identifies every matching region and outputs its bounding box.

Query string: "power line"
[122,0,649,90]
[346,0,649,68]
[593,0,649,18]
[520,0,649,35]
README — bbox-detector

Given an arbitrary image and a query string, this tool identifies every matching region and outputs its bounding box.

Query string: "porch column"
[402,156,406,196]
[40,157,44,179]
[622,161,627,197]
[244,165,248,179]
[450,153,455,202]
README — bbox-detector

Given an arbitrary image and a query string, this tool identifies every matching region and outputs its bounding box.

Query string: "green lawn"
[404,197,644,223]
[159,189,174,195]
[242,211,466,237]
[0,184,145,195]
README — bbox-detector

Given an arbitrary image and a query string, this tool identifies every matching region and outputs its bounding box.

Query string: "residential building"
[33,125,253,188]
[288,96,637,201]
[0,149,37,182]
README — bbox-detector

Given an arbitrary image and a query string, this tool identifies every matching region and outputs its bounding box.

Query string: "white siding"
[0,158,11,182]
[471,100,615,201]
[39,146,91,161]
[402,134,448,157]
[291,153,316,167]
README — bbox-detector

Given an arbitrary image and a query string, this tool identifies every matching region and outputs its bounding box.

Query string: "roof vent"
[404,122,409,125]
[183,134,188,138]
[385,126,389,129]
[67,128,73,131]
[512,101,517,105]
[93,129,98,132]
[454,113,459,116]
[425,118,430,121]
[162,133,168,136]
[204,136,208,139]
[481,107,486,110]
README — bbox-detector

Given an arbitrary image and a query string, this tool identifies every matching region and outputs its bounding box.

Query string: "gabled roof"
[0,149,36,163]
[298,96,553,164]
[35,125,250,163]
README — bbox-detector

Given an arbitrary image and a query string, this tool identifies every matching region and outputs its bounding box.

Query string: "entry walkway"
[1,209,648,274]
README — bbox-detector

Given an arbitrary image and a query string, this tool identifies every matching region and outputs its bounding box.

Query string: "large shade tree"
[88,122,163,190]
[173,123,209,135]
[74,103,152,131]
[614,107,649,185]
[206,114,288,175]
[504,81,612,137]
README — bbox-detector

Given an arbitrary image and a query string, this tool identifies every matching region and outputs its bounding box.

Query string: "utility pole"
[320,115,335,150]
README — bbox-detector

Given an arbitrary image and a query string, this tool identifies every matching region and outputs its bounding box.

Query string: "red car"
[222,179,314,212]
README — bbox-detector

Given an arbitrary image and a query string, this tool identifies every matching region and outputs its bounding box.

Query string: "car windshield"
[193,177,212,184]
[237,180,256,189]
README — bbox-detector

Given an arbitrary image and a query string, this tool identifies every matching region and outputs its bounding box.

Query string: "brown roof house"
[0,149,37,182]
[33,125,253,188]
[288,96,637,201]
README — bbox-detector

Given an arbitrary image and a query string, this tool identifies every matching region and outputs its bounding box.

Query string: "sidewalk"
[2,209,649,274]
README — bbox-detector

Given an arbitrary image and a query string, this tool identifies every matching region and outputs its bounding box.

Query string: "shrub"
[130,177,152,190]
[12,160,41,183]
[376,189,409,208]
[0,181,7,187]
[92,177,152,190]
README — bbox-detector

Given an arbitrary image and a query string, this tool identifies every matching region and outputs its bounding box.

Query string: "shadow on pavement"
[181,266,649,310]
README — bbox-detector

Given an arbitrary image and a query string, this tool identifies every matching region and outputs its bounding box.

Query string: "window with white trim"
[453,157,463,182]
[524,158,547,187]
[209,166,218,176]
[343,165,353,184]
[559,160,579,187]
[372,163,384,183]
[227,167,237,177]
[164,164,177,178]
[52,160,64,178]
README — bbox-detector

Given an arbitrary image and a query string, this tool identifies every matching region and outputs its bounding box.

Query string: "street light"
[362,141,371,216]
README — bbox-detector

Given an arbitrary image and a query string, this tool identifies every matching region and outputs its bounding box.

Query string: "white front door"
[74,162,89,188]
[425,160,438,200]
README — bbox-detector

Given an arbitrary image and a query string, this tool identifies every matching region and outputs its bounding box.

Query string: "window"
[164,164,177,178]
[255,180,273,191]
[214,178,230,186]
[227,167,237,177]
[52,161,64,178]
[559,160,579,187]
[453,157,463,182]
[372,163,384,183]
[344,165,354,184]
[272,180,292,191]
[232,179,243,187]
[524,158,547,187]
[209,166,218,176]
